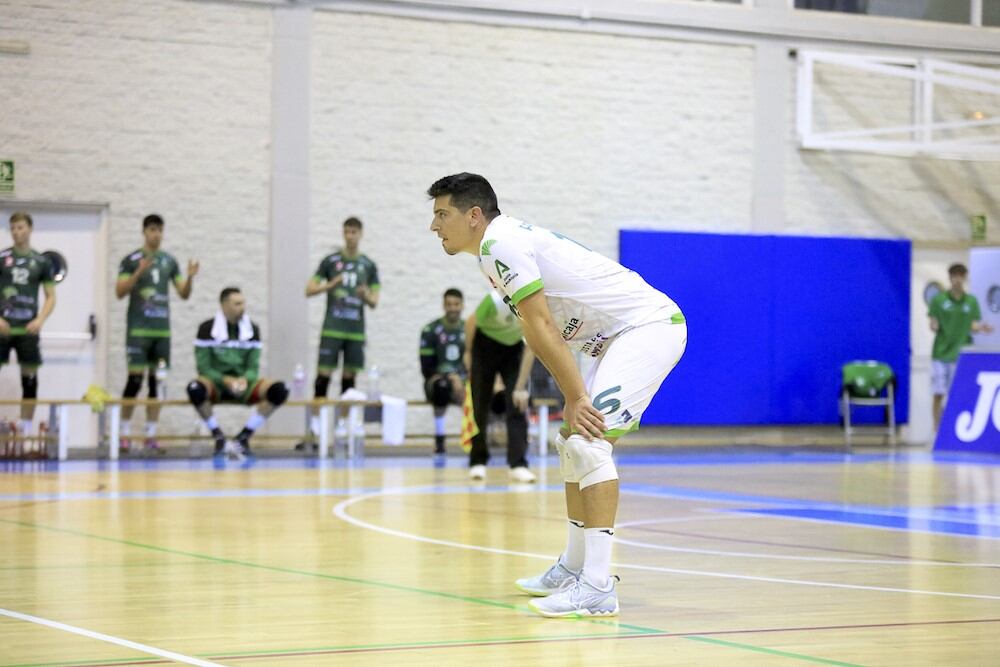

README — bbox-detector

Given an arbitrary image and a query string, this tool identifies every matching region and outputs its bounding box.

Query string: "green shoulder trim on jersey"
[311,275,325,283]
[128,328,171,338]
[321,330,365,341]
[419,348,434,356]
[173,275,185,285]
[42,281,56,288]
[605,421,641,438]
[481,239,497,256]
[118,273,132,280]
[670,312,686,324]
[510,279,544,306]
[369,283,381,290]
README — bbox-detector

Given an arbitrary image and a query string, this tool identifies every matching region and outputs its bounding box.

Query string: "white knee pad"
[554,433,575,483]
[564,434,618,490]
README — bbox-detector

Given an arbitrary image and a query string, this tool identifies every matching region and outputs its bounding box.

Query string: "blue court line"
[737,507,1000,539]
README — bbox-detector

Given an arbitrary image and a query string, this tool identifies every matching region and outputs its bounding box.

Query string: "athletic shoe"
[528,575,620,617]
[508,466,536,483]
[469,464,486,480]
[119,437,132,454]
[293,440,317,452]
[515,559,579,596]
[334,419,348,441]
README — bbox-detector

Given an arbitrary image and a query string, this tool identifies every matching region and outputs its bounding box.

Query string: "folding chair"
[840,360,896,451]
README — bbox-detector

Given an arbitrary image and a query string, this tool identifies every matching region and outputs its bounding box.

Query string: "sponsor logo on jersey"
[581,333,609,357]
[495,260,510,278]
[481,239,497,256]
[561,318,582,341]
[502,272,518,287]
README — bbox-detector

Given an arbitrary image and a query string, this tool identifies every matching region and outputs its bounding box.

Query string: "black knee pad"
[123,374,143,398]
[430,377,451,408]
[21,374,38,399]
[341,375,355,395]
[186,380,208,406]
[147,373,158,399]
[314,374,331,398]
[266,381,289,406]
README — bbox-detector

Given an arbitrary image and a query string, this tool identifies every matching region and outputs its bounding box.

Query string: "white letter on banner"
[955,372,1000,443]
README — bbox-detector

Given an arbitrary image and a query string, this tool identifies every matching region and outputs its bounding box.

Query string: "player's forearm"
[514,347,534,392]
[177,278,193,300]
[115,277,138,299]
[305,279,327,297]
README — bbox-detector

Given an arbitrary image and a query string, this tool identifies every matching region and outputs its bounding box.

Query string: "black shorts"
[0,333,42,367]
[318,335,364,373]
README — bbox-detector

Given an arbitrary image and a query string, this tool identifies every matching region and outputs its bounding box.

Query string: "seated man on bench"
[186,286,288,457]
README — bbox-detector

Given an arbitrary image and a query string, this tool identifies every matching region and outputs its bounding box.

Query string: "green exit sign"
[0,161,13,194]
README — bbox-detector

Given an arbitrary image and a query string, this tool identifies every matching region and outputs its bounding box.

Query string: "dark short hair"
[143,214,164,229]
[427,173,500,220]
[9,211,32,227]
[343,217,363,230]
[219,286,242,303]
[948,263,968,277]
[443,288,463,301]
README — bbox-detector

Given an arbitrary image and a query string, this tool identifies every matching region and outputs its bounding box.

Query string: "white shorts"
[583,319,687,438]
[931,360,957,396]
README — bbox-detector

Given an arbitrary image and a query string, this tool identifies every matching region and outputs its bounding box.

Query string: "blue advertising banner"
[935,348,1000,453]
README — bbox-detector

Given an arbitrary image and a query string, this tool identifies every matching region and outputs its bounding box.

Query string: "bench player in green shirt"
[928,263,994,432]
[115,214,198,452]
[0,212,57,440]
[420,288,467,454]
[301,217,380,447]
[186,287,288,459]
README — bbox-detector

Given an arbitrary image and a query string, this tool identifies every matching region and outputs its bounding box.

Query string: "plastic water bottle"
[366,365,380,399]
[292,363,307,399]
[154,359,168,400]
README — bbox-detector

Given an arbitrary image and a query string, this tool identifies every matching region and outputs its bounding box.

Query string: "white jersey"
[478,215,682,358]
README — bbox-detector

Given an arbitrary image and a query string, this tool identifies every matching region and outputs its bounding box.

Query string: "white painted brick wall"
[0,0,272,433]
[310,12,755,436]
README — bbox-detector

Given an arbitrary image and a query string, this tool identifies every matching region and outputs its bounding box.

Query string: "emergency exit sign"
[0,161,13,194]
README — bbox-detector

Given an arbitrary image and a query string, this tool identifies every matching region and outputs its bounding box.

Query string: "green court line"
[686,636,865,667]
[0,517,866,667]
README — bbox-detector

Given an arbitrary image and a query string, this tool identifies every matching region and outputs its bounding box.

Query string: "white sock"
[561,519,585,572]
[309,415,320,436]
[244,410,266,432]
[121,422,132,437]
[434,416,446,436]
[204,416,219,431]
[18,420,31,436]
[582,527,615,588]
[145,422,157,437]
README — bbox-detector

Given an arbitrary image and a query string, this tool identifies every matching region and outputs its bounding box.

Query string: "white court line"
[617,513,739,528]
[0,607,226,667]
[333,488,1000,601]
[613,536,1000,567]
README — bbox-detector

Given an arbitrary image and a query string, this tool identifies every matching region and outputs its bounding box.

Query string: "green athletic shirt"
[474,292,523,346]
[929,291,982,362]
[419,317,466,377]
[0,247,56,333]
[118,249,182,338]
[194,318,261,388]
[313,251,380,340]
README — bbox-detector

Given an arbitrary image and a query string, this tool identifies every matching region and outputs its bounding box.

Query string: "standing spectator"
[929,263,994,432]
[299,217,380,448]
[420,288,466,454]
[0,212,57,440]
[464,291,536,482]
[186,287,288,458]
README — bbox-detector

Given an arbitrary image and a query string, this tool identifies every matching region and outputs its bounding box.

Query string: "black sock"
[434,435,445,452]
[236,427,253,442]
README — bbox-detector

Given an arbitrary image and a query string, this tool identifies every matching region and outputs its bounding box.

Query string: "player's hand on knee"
[566,395,606,439]
[512,388,529,412]
[0,318,9,335]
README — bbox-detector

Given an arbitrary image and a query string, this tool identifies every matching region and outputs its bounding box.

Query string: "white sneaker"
[508,466,536,483]
[334,419,348,441]
[515,559,579,596]
[468,464,486,480]
[529,575,620,617]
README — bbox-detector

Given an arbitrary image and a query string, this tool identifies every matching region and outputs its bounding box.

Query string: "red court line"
[67,617,1000,666]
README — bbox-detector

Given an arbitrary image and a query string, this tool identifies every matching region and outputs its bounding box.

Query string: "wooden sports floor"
[2,449,999,666]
